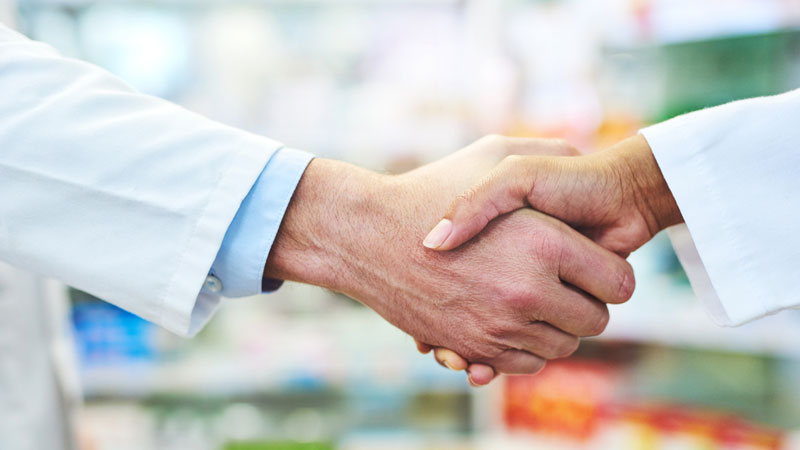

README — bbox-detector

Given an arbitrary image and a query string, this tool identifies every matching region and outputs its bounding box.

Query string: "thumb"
[423,155,538,251]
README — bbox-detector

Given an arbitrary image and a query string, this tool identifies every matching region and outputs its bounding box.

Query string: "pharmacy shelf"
[80,288,800,399]
[79,306,474,399]
[80,358,473,399]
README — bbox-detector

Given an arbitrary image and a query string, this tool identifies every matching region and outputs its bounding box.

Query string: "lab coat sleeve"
[639,89,800,326]
[210,147,313,298]
[0,25,294,336]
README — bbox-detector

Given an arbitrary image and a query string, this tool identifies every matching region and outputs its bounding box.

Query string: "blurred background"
[2,0,800,449]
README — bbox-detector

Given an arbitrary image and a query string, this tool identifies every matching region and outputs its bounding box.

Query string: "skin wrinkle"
[420,235,521,357]
[493,349,545,374]
[595,160,620,219]
[434,215,582,360]
[538,282,593,335]
[519,149,651,257]
[504,322,564,358]
[363,181,522,357]
[512,323,577,359]
[618,148,659,238]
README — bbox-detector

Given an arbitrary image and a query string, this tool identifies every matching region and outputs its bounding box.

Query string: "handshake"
[265,133,683,386]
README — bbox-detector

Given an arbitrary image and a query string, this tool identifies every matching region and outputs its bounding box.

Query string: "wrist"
[263,158,397,297]
[607,134,683,235]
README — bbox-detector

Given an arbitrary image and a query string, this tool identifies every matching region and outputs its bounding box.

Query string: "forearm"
[262,158,455,341]
[262,154,493,296]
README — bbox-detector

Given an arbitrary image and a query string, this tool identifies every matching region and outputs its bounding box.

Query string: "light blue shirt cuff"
[208,147,314,297]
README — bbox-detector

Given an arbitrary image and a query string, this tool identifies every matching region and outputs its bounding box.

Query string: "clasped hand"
[266,134,680,387]
[415,134,682,385]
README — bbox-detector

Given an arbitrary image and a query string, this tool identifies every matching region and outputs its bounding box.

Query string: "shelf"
[79,306,474,399]
[80,291,800,399]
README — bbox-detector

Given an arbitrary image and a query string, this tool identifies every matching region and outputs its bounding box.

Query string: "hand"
[423,135,683,256]
[264,136,634,380]
[421,135,683,383]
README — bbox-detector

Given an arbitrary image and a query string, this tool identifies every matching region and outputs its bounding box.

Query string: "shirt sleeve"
[208,148,314,298]
[639,89,800,326]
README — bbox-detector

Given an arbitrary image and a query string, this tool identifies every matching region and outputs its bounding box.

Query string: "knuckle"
[491,351,546,375]
[555,337,580,359]
[586,306,610,336]
[479,134,508,150]
[498,155,532,194]
[550,138,578,155]
[526,325,580,360]
[525,357,547,375]
[529,227,565,264]
[501,154,523,166]
[500,286,539,313]
[500,154,532,177]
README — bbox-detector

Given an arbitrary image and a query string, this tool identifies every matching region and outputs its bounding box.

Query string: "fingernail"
[423,219,453,249]
[443,360,456,370]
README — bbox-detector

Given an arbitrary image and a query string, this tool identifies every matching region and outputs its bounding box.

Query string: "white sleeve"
[640,89,800,326]
[0,25,283,336]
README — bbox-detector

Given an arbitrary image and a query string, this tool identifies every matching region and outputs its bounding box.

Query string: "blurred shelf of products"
[10,0,800,448]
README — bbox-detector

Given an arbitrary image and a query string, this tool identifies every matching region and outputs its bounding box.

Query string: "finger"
[422,137,582,252]
[423,156,538,251]
[434,348,468,371]
[508,321,581,359]
[504,137,582,157]
[558,229,636,304]
[530,284,611,337]
[415,340,432,354]
[485,349,546,375]
[466,364,496,386]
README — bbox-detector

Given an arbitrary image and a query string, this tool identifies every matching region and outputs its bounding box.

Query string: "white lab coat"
[0,262,80,450]
[0,11,81,450]
[0,22,283,450]
[641,89,800,326]
[0,24,283,336]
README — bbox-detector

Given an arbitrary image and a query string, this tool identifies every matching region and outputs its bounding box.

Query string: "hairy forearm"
[262,158,455,343]
[264,159,382,293]
[263,158,434,307]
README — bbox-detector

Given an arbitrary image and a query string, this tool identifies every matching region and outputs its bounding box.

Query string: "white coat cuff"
[640,112,769,326]
[665,224,732,325]
[160,134,280,337]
